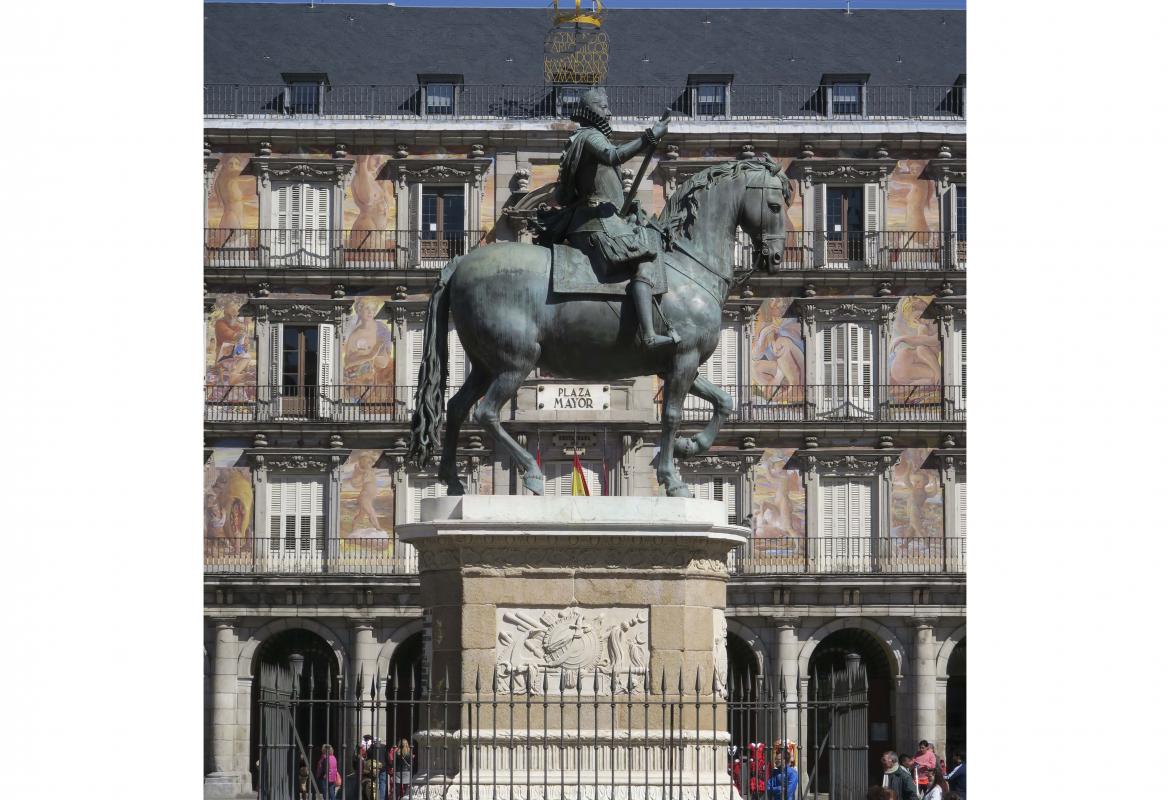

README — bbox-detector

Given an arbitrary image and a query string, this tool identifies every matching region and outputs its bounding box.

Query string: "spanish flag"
[571,452,591,497]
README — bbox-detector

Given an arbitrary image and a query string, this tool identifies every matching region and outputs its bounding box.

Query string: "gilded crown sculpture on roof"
[544,0,609,85]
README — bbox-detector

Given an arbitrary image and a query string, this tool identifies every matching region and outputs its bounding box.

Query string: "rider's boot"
[630,278,676,351]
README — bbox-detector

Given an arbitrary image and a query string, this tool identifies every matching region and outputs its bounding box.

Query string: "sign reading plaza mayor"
[537,383,611,411]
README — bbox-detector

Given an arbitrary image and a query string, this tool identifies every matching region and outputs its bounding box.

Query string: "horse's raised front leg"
[438,364,491,494]
[472,369,546,495]
[674,375,735,459]
[657,360,700,497]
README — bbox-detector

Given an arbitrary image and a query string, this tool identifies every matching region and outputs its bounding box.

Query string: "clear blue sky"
[207,1,966,9]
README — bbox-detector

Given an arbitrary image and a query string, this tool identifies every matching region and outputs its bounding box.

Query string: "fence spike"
[542,668,549,695]
[695,665,703,694]
[627,669,636,695]
[576,668,583,697]
[307,661,315,694]
[474,664,481,694]
[592,666,600,693]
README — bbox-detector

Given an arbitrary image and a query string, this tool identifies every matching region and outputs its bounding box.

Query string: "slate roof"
[204,3,965,87]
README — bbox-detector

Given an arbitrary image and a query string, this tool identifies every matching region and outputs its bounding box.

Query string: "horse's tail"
[408,257,460,468]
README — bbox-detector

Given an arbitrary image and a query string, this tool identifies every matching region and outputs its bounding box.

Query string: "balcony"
[734,231,966,272]
[664,385,966,424]
[729,536,966,575]
[205,385,414,423]
[204,229,486,271]
[204,84,965,122]
[204,537,417,575]
[204,535,964,577]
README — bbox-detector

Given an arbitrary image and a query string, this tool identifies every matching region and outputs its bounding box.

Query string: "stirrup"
[640,332,676,351]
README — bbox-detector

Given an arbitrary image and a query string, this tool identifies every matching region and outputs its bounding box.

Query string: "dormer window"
[688,74,732,118]
[820,74,869,118]
[425,84,455,116]
[281,73,328,115]
[418,74,463,117]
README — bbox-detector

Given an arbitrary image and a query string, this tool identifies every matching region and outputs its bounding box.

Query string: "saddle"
[549,243,668,297]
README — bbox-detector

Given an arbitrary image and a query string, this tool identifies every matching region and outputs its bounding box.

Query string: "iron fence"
[730,536,966,575]
[205,83,965,122]
[204,229,486,270]
[670,385,966,423]
[255,659,869,800]
[204,536,418,575]
[204,385,415,423]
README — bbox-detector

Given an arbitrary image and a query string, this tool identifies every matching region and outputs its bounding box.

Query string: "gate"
[257,660,869,800]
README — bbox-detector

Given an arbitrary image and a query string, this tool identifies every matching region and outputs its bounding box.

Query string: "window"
[695,83,726,117]
[686,474,739,525]
[817,477,874,570]
[955,473,967,541]
[269,322,335,417]
[543,461,602,497]
[556,86,584,118]
[425,83,455,116]
[816,322,875,418]
[687,321,739,416]
[285,81,321,115]
[955,185,967,244]
[419,187,467,263]
[408,474,450,523]
[829,83,862,116]
[271,182,332,264]
[954,321,966,409]
[266,475,326,570]
[406,325,469,406]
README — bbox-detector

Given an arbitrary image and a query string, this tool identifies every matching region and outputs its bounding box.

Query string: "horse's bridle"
[744,167,789,271]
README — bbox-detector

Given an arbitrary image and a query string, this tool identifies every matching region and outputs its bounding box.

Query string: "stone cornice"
[794,297,897,324]
[924,158,967,189]
[382,158,493,191]
[927,295,967,324]
[785,158,898,187]
[247,298,352,326]
[246,449,350,472]
[924,448,966,478]
[794,448,898,477]
[252,156,354,188]
[680,451,762,472]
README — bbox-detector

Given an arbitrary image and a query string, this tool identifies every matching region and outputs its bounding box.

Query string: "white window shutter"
[812,183,827,267]
[448,328,469,384]
[273,184,290,230]
[408,475,449,523]
[863,182,881,263]
[956,477,967,540]
[720,476,738,525]
[269,323,283,388]
[289,183,304,231]
[267,479,283,543]
[318,323,335,415]
[407,326,425,407]
[958,323,967,400]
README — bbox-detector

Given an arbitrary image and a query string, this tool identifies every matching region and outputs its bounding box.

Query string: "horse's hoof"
[445,480,466,496]
[666,484,693,499]
[675,437,698,458]
[522,474,545,495]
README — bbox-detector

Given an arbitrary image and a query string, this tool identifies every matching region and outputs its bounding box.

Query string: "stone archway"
[375,618,426,678]
[805,625,904,789]
[796,617,906,682]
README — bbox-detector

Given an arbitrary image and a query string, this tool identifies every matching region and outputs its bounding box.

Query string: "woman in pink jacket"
[316,744,340,800]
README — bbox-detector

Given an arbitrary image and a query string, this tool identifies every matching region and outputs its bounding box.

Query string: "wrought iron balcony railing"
[733,230,966,272]
[204,536,417,575]
[204,229,486,270]
[205,384,415,423]
[664,384,966,423]
[730,536,966,575]
[204,535,965,576]
[205,83,965,121]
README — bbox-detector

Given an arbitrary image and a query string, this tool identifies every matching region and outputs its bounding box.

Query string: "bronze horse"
[409,158,792,497]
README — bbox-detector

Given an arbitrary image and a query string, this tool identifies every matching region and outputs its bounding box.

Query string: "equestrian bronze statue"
[409,88,792,498]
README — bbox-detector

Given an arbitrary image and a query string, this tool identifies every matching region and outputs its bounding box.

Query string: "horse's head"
[737,158,793,272]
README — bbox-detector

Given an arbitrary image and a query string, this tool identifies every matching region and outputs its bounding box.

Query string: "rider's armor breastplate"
[566,131,632,237]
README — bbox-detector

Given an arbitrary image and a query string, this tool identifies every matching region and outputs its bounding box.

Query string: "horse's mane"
[655,158,792,239]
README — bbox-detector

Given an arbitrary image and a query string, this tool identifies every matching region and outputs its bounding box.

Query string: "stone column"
[935,675,949,757]
[773,617,800,744]
[911,618,938,745]
[352,618,380,739]
[205,617,245,798]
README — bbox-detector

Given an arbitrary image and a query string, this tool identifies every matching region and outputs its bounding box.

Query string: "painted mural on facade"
[204,449,253,556]
[889,296,941,394]
[344,153,394,242]
[208,154,259,229]
[750,298,804,403]
[886,160,939,232]
[342,297,395,399]
[339,450,395,546]
[205,294,256,401]
[750,448,805,559]
[890,448,943,545]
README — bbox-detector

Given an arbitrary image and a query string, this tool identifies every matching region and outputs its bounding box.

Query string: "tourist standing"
[316,744,340,800]
[880,751,918,800]
[944,750,965,798]
[922,768,950,800]
[393,738,413,799]
[912,740,937,794]
[765,749,799,800]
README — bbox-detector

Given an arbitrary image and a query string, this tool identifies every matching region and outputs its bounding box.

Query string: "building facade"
[203,4,965,795]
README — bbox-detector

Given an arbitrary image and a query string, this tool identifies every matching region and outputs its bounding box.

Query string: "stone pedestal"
[397,496,748,800]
